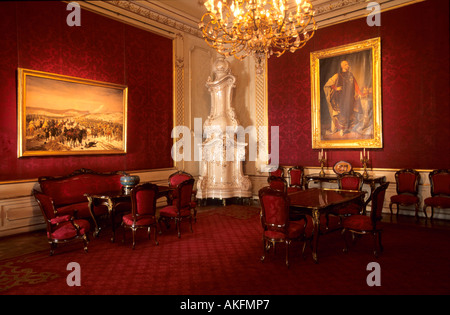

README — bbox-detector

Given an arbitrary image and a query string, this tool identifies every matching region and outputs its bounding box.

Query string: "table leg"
[106,198,115,243]
[87,196,101,237]
[312,208,320,264]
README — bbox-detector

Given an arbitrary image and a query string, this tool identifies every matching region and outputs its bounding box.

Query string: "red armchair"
[167,170,197,222]
[269,166,284,178]
[33,189,90,256]
[259,186,309,267]
[423,169,450,220]
[287,166,304,192]
[267,175,288,193]
[336,171,365,216]
[342,182,389,257]
[159,178,195,238]
[389,169,421,218]
[122,183,159,249]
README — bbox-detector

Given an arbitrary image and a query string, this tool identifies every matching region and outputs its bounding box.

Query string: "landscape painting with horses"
[18,69,127,157]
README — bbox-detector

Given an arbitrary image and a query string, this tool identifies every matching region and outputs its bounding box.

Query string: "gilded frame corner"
[310,37,382,149]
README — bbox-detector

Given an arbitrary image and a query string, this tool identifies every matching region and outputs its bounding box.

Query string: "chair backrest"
[131,183,158,217]
[267,176,288,193]
[370,182,390,224]
[338,171,364,191]
[175,179,195,212]
[168,170,193,188]
[33,189,57,220]
[395,169,420,195]
[259,187,290,235]
[288,166,304,188]
[269,166,284,178]
[429,169,450,197]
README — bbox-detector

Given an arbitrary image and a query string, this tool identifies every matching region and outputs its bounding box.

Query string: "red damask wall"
[0,1,173,181]
[268,0,449,170]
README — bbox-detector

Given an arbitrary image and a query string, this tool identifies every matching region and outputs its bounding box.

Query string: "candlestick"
[318,148,327,177]
[360,148,370,179]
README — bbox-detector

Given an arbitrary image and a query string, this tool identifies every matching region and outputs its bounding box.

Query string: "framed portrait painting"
[17,68,128,157]
[310,37,382,149]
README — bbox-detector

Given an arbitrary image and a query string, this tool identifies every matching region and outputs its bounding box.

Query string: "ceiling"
[149,0,423,29]
[83,0,423,38]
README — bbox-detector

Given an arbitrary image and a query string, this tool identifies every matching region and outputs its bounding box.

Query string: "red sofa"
[34,168,129,226]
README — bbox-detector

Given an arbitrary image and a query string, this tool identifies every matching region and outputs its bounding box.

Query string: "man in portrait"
[323,60,363,136]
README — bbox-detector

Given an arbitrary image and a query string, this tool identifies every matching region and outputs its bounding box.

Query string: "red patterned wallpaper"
[268,0,449,170]
[0,1,173,181]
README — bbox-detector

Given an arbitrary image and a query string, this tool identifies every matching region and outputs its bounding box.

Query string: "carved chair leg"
[341,229,349,253]
[154,226,159,245]
[423,205,429,220]
[301,241,307,259]
[372,232,378,257]
[83,235,89,253]
[122,223,126,243]
[50,242,57,256]
[176,219,181,238]
[132,228,136,249]
[285,240,290,268]
[261,238,266,262]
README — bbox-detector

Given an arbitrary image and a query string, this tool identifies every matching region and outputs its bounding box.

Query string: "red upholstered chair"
[121,183,159,249]
[269,166,284,178]
[341,182,389,257]
[287,166,304,193]
[259,187,309,267]
[336,171,365,216]
[167,170,197,222]
[423,169,450,220]
[389,169,421,218]
[267,175,288,193]
[159,178,195,238]
[33,189,90,256]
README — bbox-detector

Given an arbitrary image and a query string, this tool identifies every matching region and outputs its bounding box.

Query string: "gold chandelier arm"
[199,0,317,72]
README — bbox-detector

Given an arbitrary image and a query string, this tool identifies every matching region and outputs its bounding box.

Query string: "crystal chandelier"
[199,0,317,73]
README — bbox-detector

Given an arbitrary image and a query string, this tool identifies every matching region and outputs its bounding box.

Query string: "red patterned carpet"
[1,204,450,295]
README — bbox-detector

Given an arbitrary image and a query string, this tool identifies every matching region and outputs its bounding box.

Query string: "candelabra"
[360,148,370,179]
[318,149,327,177]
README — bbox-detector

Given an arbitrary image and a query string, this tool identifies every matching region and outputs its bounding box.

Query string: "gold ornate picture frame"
[310,37,382,149]
[17,68,128,157]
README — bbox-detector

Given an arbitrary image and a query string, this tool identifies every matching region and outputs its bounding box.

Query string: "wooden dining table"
[288,188,366,263]
[85,184,172,242]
